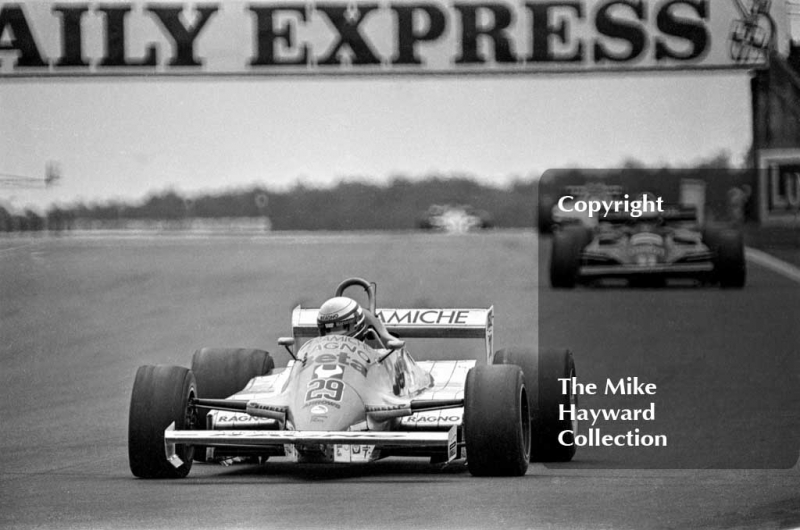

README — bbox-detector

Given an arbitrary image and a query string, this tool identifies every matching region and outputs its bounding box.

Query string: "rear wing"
[662,205,698,222]
[564,184,625,198]
[291,306,494,362]
[603,205,698,224]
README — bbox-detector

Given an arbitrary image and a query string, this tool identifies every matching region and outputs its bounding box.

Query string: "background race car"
[549,205,746,289]
[417,204,493,233]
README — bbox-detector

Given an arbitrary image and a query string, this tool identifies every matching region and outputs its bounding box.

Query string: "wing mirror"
[386,339,405,350]
[278,337,296,360]
[378,339,406,363]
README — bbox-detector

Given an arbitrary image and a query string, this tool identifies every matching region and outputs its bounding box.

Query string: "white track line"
[0,242,36,254]
[745,247,800,284]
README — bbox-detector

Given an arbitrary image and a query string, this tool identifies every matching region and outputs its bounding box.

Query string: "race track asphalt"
[1,231,798,530]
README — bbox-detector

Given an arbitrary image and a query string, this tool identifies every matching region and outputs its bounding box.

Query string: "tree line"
[0,175,536,232]
[1,159,753,233]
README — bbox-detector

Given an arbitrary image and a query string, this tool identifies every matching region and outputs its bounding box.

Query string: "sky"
[0,71,754,212]
[2,0,794,213]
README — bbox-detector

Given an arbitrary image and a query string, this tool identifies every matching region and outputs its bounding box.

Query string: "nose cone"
[292,383,366,431]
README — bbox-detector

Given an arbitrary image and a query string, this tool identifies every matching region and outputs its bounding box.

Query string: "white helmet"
[317,297,367,339]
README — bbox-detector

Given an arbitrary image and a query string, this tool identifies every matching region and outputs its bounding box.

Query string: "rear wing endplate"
[291,305,494,362]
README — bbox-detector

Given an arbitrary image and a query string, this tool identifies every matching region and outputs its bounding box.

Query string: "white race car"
[418,204,493,233]
[128,278,578,478]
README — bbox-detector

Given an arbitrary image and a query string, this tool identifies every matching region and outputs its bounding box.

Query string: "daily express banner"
[0,1,787,77]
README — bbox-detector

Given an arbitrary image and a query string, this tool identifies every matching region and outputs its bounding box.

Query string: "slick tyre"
[538,198,556,234]
[535,349,577,462]
[713,229,746,289]
[128,365,197,479]
[190,348,274,462]
[191,348,274,401]
[464,365,531,477]
[550,226,590,288]
[493,347,538,461]
[701,225,721,252]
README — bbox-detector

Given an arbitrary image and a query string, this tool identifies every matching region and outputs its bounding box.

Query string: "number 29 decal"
[305,378,345,403]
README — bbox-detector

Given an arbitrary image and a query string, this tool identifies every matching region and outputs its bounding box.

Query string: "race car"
[129,278,578,479]
[549,205,746,288]
[417,204,493,233]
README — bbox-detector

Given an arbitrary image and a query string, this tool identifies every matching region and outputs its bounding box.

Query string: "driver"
[317,296,395,347]
[317,297,368,339]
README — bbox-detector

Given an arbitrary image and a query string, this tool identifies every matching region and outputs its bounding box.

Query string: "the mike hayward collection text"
[557,377,668,448]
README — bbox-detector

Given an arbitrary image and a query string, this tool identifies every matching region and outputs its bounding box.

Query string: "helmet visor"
[319,320,354,336]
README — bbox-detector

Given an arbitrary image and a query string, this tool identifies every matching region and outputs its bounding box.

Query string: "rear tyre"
[538,198,556,234]
[701,225,721,252]
[190,348,274,462]
[534,349,577,462]
[464,365,530,476]
[191,348,274,401]
[493,348,537,461]
[550,226,591,288]
[703,227,746,288]
[417,217,433,230]
[128,365,197,479]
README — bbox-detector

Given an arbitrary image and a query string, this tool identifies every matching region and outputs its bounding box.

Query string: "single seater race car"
[129,278,578,479]
[549,205,746,289]
[417,204,493,233]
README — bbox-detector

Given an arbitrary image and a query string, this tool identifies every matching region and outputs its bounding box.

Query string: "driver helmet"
[317,297,367,339]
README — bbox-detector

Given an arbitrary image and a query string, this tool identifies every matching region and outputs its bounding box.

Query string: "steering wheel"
[334,278,377,314]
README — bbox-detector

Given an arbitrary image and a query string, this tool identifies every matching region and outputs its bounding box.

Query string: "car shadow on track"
[195,458,471,482]
[576,278,717,290]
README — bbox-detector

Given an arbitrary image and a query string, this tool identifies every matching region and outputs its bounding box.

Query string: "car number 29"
[306,378,344,402]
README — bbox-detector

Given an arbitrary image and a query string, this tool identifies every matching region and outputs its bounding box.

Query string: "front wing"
[578,262,714,278]
[165,424,457,467]
[580,241,714,280]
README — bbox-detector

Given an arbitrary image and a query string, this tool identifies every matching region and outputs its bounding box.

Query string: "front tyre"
[464,365,530,477]
[128,365,197,479]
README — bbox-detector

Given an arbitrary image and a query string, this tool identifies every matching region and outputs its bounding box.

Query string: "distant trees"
[264,176,535,230]
[0,161,755,233]
[11,174,537,232]
[0,205,47,232]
